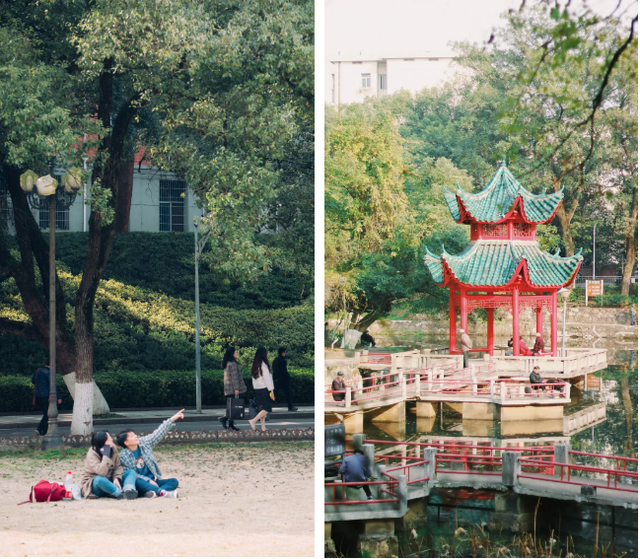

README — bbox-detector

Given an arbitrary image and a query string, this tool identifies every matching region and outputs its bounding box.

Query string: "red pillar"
[460,289,468,331]
[449,289,457,354]
[536,307,543,337]
[512,288,520,356]
[487,308,494,356]
[551,291,558,357]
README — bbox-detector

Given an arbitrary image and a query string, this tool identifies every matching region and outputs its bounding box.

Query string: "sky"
[324,0,638,102]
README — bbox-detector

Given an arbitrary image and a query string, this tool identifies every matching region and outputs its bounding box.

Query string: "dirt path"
[0,443,313,557]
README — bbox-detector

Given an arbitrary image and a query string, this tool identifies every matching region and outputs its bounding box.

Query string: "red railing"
[325,480,399,505]
[519,451,638,493]
[350,370,404,404]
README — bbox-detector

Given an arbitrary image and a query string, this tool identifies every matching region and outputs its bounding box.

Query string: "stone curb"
[0,427,315,450]
[2,410,314,429]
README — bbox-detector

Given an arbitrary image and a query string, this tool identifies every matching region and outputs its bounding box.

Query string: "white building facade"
[1,164,200,235]
[329,53,459,106]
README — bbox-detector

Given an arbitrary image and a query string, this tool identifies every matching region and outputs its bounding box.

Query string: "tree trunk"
[555,201,576,256]
[70,65,141,435]
[113,160,134,233]
[620,180,638,296]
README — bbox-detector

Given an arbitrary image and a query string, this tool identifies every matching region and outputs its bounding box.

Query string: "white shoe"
[145,491,158,498]
[161,490,178,498]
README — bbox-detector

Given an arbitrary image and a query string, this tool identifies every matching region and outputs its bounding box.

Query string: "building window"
[379,74,387,90]
[38,175,70,231]
[159,179,187,232]
[361,73,371,88]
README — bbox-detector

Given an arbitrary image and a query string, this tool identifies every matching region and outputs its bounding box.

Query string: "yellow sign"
[586,280,603,297]
[586,374,601,390]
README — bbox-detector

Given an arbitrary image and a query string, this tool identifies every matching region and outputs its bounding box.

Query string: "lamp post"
[558,287,571,358]
[194,215,211,414]
[20,165,81,450]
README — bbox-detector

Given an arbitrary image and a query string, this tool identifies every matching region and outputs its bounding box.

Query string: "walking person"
[273,347,298,412]
[460,328,473,368]
[80,431,137,499]
[31,362,61,436]
[116,409,184,498]
[219,346,247,431]
[248,347,275,431]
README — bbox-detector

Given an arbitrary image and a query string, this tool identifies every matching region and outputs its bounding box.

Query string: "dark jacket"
[272,355,289,382]
[529,370,544,384]
[339,453,372,483]
[32,366,57,398]
[331,377,345,401]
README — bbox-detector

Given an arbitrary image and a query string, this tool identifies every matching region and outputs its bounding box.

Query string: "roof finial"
[500,154,507,167]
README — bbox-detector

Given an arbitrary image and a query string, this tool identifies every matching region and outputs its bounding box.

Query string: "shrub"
[0,368,314,413]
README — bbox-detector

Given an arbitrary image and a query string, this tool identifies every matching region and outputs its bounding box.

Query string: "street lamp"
[194,214,211,414]
[20,164,81,450]
[558,287,571,358]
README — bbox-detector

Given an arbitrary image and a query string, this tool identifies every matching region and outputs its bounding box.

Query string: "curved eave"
[424,247,444,285]
[443,186,461,222]
[441,242,584,288]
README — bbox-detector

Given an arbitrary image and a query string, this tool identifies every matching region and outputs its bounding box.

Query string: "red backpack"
[18,481,67,505]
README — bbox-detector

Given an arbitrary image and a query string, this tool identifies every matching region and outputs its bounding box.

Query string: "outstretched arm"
[140,409,184,447]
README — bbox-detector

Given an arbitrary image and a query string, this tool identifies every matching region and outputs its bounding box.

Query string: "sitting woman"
[80,431,137,499]
[518,337,533,356]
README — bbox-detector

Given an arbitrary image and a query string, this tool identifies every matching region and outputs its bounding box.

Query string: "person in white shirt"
[249,347,276,431]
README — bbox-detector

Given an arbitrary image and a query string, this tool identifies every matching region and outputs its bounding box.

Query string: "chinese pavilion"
[424,158,583,357]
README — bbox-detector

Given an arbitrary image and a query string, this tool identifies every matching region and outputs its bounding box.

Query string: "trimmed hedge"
[0,368,314,413]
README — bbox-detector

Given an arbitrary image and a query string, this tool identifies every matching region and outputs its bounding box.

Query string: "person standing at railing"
[459,328,472,368]
[331,371,346,401]
[339,449,373,501]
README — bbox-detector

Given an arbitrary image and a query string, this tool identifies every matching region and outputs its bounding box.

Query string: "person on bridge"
[339,449,374,500]
[533,332,545,355]
[331,371,346,401]
[273,347,298,412]
[31,362,61,436]
[459,328,473,368]
[248,347,276,431]
[529,366,558,392]
[116,409,184,498]
[360,329,376,347]
[220,346,247,431]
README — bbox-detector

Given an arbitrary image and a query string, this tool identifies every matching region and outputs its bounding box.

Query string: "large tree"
[0,0,313,434]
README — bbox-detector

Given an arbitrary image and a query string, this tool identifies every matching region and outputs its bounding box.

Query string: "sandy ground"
[0,443,314,557]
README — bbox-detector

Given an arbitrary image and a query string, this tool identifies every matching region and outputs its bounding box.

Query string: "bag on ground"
[18,480,67,505]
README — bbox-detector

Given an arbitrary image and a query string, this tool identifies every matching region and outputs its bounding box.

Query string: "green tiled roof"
[443,159,563,224]
[424,240,583,288]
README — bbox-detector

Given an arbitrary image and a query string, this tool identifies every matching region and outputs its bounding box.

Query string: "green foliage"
[568,285,637,307]
[0,234,313,371]
[0,368,314,413]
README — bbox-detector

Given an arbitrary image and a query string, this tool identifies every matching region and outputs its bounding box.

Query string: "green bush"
[569,285,638,307]
[0,233,314,373]
[0,368,314,413]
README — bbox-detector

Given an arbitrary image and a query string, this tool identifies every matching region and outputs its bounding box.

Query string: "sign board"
[325,423,346,458]
[586,374,601,390]
[586,280,604,297]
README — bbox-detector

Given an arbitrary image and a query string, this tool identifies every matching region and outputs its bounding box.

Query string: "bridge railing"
[518,452,638,493]
[324,479,399,505]
[373,454,430,486]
